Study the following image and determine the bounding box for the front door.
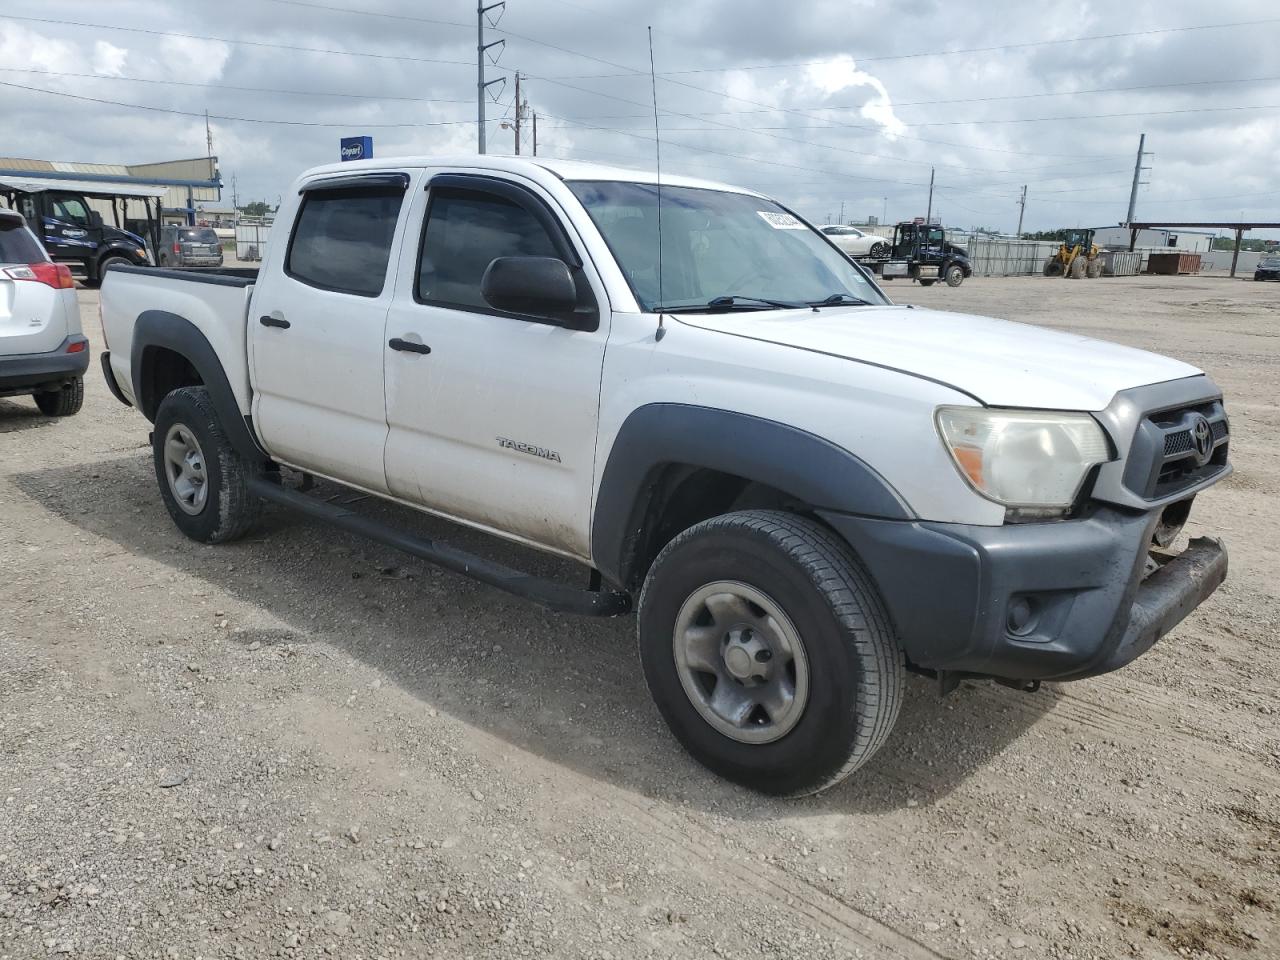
[382,173,609,559]
[42,192,101,263]
[249,173,414,494]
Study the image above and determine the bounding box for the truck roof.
[294,155,766,198]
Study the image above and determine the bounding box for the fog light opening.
[1006,596,1039,637]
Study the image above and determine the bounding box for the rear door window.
[286,186,405,297]
[0,218,46,264]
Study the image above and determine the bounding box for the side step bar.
[248,477,632,618]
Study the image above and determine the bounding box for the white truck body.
[98,155,1231,795]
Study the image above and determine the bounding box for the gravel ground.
[1,274,1277,960]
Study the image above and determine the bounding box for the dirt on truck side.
[1,274,1277,959]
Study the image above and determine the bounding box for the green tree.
[238,201,273,218]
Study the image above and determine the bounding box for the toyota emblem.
[1190,415,1213,465]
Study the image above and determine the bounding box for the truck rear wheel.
[152,386,261,543]
[638,510,904,796]
[945,264,965,287]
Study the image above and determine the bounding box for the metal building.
[0,155,222,226]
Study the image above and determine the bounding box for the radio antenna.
[648,26,666,342]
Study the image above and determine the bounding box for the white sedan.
[819,225,889,259]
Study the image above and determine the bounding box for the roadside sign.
[340,136,373,162]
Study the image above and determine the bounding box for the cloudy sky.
[2,0,1278,236]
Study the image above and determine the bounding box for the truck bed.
[100,264,258,414]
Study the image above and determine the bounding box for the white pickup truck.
[100,156,1230,796]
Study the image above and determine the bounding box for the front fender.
[590,403,912,587]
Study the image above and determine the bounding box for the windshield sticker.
[757,211,806,230]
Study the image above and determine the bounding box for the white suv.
[0,209,87,416]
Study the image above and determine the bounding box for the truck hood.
[674,304,1201,410]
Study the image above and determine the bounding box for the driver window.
[50,195,91,225]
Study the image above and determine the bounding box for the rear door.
[248,172,413,494]
[0,217,68,356]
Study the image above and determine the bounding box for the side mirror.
[481,256,583,326]
[88,210,104,228]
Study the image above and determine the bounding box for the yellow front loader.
[1044,228,1103,278]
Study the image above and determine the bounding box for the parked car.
[819,224,888,258]
[0,208,87,415]
[100,156,1230,797]
[1254,257,1280,281]
[159,225,225,268]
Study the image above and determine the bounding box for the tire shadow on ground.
[13,454,1057,817]
[0,398,57,434]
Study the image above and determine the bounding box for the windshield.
[1261,257,1280,267]
[568,181,887,311]
[179,228,219,243]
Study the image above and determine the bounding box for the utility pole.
[532,111,538,156]
[925,167,935,224]
[838,200,844,224]
[476,2,506,154]
[513,72,521,155]
[1125,133,1150,226]
[205,110,213,156]
[1015,184,1027,237]
[881,196,886,224]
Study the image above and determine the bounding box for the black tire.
[638,510,904,796]
[945,264,965,287]
[82,254,134,289]
[1044,258,1062,277]
[1086,258,1104,279]
[1068,255,1087,279]
[33,377,84,417]
[152,386,261,543]
[869,241,888,258]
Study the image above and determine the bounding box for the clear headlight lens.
[936,407,1111,517]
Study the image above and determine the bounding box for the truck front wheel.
[152,386,261,543]
[638,510,904,796]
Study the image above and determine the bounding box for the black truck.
[1,186,153,287]
[859,221,972,288]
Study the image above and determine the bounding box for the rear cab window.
[179,228,220,243]
[0,216,47,264]
[286,180,407,297]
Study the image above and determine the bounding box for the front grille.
[1122,399,1229,500]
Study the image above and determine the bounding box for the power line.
[541,16,1280,79]
[0,66,471,103]
[0,14,486,69]
[0,78,479,128]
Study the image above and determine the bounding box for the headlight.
[936,407,1111,518]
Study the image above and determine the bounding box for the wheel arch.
[590,403,912,591]
[131,310,266,460]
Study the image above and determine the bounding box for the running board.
[248,477,632,617]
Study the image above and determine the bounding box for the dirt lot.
[1,274,1277,960]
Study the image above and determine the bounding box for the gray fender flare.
[590,403,912,588]
[130,310,266,460]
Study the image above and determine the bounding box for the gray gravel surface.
[1,275,1277,959]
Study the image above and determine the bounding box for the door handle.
[388,337,431,355]
[259,315,290,329]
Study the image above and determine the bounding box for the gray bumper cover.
[823,507,1227,682]
[0,336,90,393]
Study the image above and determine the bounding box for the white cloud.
[92,41,129,78]
[804,56,905,139]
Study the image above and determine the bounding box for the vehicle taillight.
[66,340,87,354]
[3,262,75,289]
[173,241,181,253]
